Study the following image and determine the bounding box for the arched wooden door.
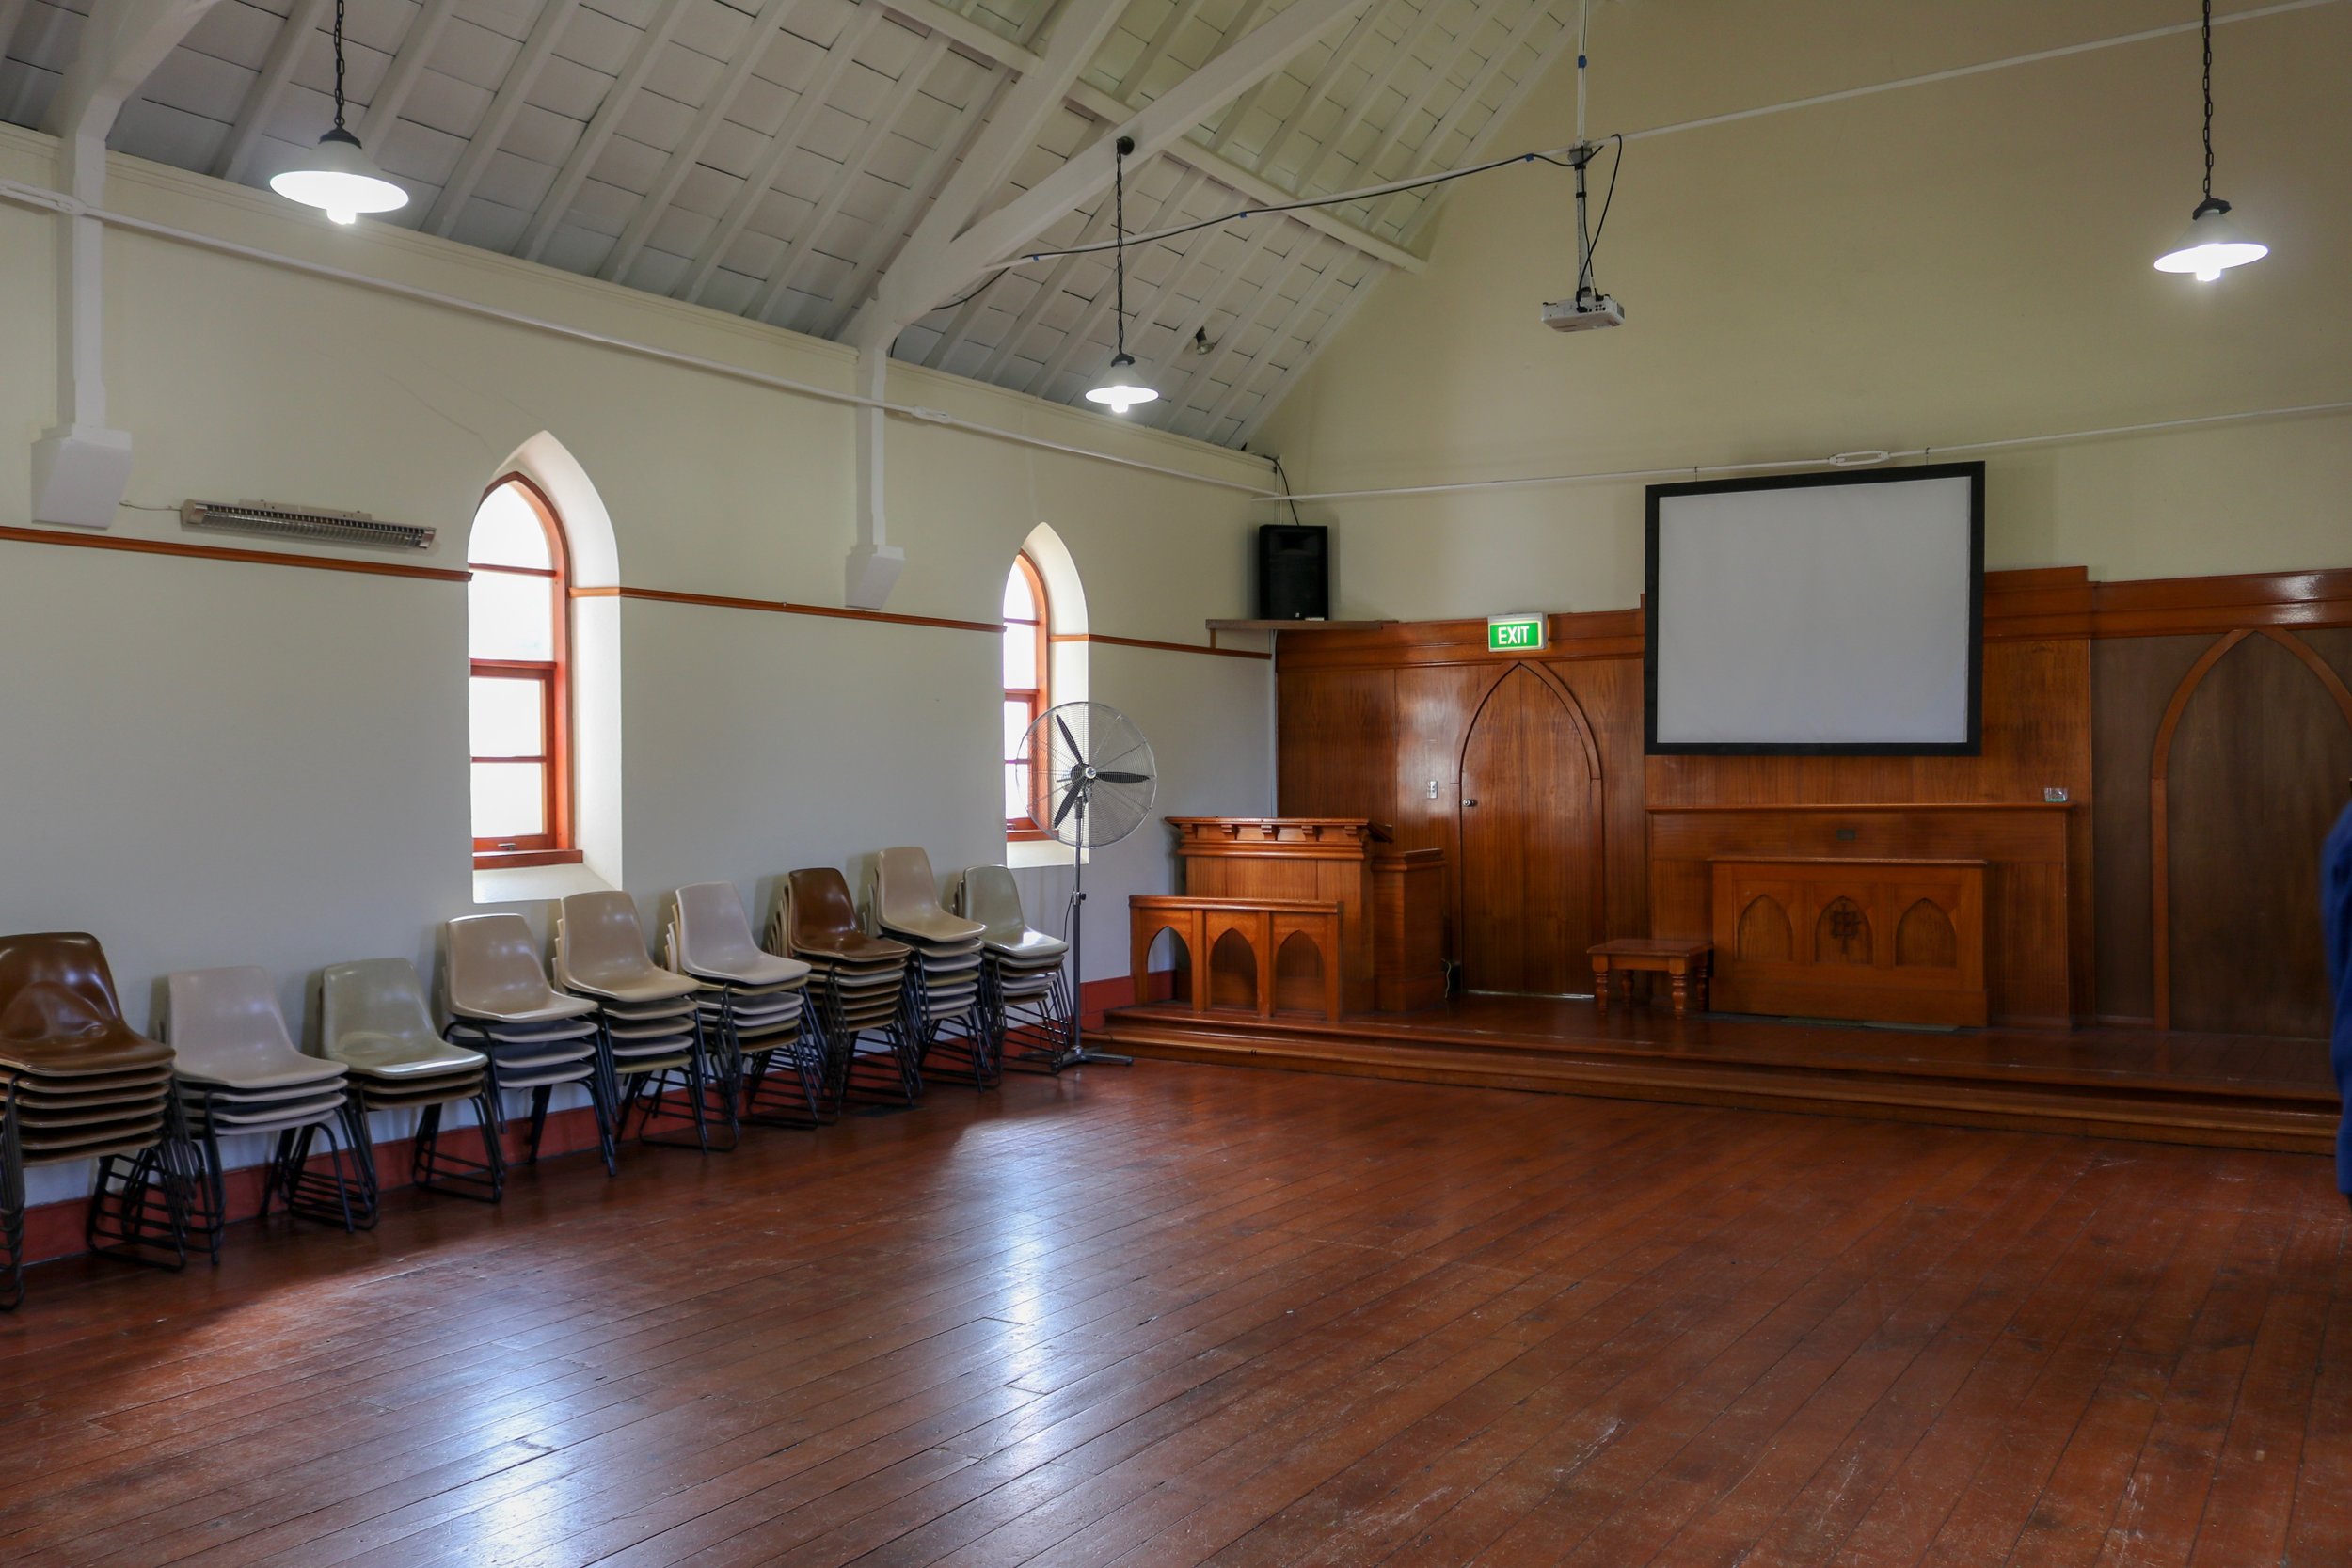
[1458,664,1602,994]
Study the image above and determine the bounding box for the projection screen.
[1645,463,1984,754]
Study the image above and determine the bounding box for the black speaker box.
[1256,524,1328,621]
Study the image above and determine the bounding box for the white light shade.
[1084,353,1159,416]
[269,129,408,225]
[2153,198,2267,282]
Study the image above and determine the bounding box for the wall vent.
[181,500,436,552]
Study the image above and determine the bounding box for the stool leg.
[1670,971,1689,1019]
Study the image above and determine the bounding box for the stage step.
[1101,1007,2338,1155]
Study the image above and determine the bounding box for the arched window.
[468,477,578,868]
[1003,553,1050,839]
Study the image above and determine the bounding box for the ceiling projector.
[1542,292,1625,332]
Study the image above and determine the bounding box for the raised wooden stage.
[1100,994,2339,1154]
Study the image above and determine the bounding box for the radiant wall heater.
[181,501,436,551]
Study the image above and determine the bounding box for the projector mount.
[1543,0,1624,333]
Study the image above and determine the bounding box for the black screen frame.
[1643,461,1986,757]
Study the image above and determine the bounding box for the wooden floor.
[3,1062,2348,1566]
[1104,995,2342,1153]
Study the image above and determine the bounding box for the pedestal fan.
[1022,701,1156,1069]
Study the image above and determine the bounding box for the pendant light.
[2152,0,2266,282]
[1085,136,1159,416]
[268,0,408,226]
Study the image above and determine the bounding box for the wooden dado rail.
[1129,896,1343,1020]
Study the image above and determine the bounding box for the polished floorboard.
[2,1062,2347,1566]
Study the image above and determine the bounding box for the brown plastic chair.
[783,868,916,1108]
[0,933,187,1307]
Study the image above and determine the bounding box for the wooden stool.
[1589,939,1712,1019]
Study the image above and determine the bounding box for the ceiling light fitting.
[269,0,407,225]
[2153,0,2265,282]
[1086,136,1159,416]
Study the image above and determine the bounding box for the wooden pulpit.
[1132,817,1446,1018]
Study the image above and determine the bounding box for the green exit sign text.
[1486,615,1547,653]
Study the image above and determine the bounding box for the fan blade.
[1056,711,1085,767]
[1052,785,1083,828]
[1095,771,1152,784]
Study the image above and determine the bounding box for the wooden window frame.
[1005,552,1052,841]
[469,474,581,870]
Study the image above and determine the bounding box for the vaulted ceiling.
[0,0,1574,446]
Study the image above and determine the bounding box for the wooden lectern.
[1132,818,1446,1018]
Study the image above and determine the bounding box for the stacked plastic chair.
[0,933,189,1309]
[772,868,917,1109]
[959,865,1073,1073]
[440,913,617,1177]
[665,883,826,1128]
[321,959,501,1202]
[165,966,375,1256]
[557,891,729,1153]
[874,847,995,1089]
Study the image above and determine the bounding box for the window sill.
[473,848,584,870]
[473,856,612,906]
[1007,836,1080,870]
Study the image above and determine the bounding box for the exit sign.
[1487,614,1547,653]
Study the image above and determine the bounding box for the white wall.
[1255,0,2352,619]
[0,125,1275,1204]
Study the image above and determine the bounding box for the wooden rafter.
[516,0,696,262]
[821,68,1005,339]
[1020,166,1206,392]
[597,0,807,286]
[423,0,582,237]
[353,0,458,147]
[212,0,329,182]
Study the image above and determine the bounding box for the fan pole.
[1057,793,1131,1069]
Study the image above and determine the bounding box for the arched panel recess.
[2152,626,2352,1035]
[1455,663,1605,994]
[1208,928,1260,1012]
[1737,895,1793,961]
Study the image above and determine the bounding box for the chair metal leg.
[0,1094,24,1312]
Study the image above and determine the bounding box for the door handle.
[1463,799,1479,807]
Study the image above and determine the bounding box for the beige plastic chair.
[321,959,501,1200]
[668,883,821,1128]
[165,966,371,1247]
[443,913,598,1025]
[670,883,810,989]
[960,865,1070,963]
[440,913,614,1175]
[873,847,987,946]
[959,865,1073,1073]
[557,892,725,1152]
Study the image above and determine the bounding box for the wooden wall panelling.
[1394,662,1502,965]
[1546,656,1650,940]
[2091,634,2219,1022]
[1275,668,1397,822]
[2155,627,2352,1037]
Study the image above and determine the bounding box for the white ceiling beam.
[675,3,882,304]
[422,0,582,237]
[1231,249,1374,445]
[1341,0,1510,199]
[1236,8,1577,450]
[819,65,1002,339]
[747,32,948,325]
[1191,253,1343,437]
[598,0,806,285]
[1108,0,1206,100]
[1019,164,1202,390]
[971,184,1114,383]
[1248,0,1388,187]
[0,0,33,66]
[42,0,219,151]
[1361,0,1549,227]
[1287,0,1447,199]
[516,0,693,261]
[212,0,328,182]
[856,0,1422,275]
[859,0,1370,347]
[352,0,457,146]
[841,0,1129,353]
[1144,223,1310,414]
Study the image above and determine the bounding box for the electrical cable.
[1270,456,1305,528]
[1577,134,1622,295]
